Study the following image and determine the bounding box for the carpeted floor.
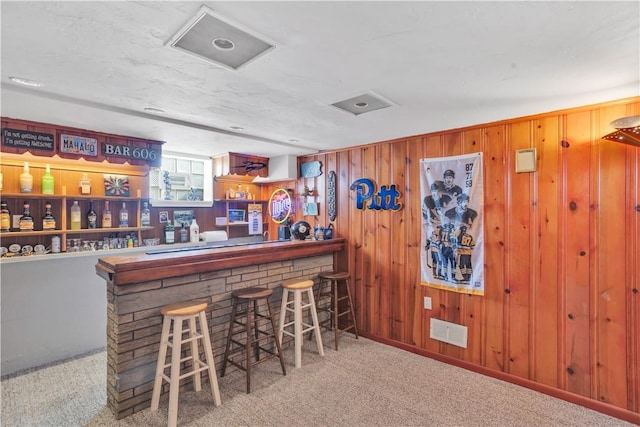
[1,334,634,427]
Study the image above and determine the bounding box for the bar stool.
[150,300,221,427]
[221,287,286,393]
[278,278,324,368]
[315,271,359,350]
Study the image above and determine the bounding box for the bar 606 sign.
[103,142,160,165]
[350,178,402,211]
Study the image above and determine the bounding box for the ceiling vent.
[167,5,277,71]
[331,91,397,116]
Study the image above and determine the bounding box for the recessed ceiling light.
[288,139,299,143]
[212,37,235,51]
[9,76,44,87]
[354,102,368,108]
[230,126,244,131]
[144,107,165,114]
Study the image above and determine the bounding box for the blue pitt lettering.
[350,178,375,210]
[350,178,402,211]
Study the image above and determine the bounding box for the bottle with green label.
[164,221,175,244]
[42,164,54,195]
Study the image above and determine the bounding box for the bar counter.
[95,238,345,419]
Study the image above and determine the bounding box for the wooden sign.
[2,128,54,152]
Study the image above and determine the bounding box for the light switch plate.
[424,296,432,310]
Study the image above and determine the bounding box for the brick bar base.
[105,254,334,419]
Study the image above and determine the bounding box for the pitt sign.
[350,178,402,211]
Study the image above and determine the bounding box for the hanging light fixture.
[602,115,640,147]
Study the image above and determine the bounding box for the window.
[149,151,213,207]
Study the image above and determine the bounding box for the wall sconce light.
[515,148,536,173]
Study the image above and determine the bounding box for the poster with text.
[248,203,263,235]
[420,153,484,295]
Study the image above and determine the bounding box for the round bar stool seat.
[278,278,324,368]
[221,287,286,393]
[316,271,359,350]
[151,300,221,427]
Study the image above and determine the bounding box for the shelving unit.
[1,193,153,252]
[213,199,269,239]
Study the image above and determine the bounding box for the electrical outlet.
[424,296,432,310]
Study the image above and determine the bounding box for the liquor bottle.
[102,200,112,228]
[164,221,175,244]
[42,201,56,230]
[1,201,11,231]
[19,201,34,231]
[20,162,33,193]
[179,223,188,243]
[70,201,81,230]
[119,202,129,227]
[140,201,151,227]
[42,164,55,195]
[79,173,92,195]
[190,218,200,243]
[87,200,97,229]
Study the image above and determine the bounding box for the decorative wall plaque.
[300,160,322,178]
[328,171,337,221]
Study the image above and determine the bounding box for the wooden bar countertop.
[96,238,345,286]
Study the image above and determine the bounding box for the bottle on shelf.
[20,162,33,193]
[102,200,112,228]
[179,223,188,243]
[42,201,56,230]
[236,183,244,199]
[79,173,92,195]
[42,164,55,195]
[226,186,235,199]
[1,201,11,231]
[87,200,97,229]
[190,218,200,243]
[70,201,81,230]
[140,201,151,227]
[164,220,175,244]
[119,202,129,227]
[19,201,34,231]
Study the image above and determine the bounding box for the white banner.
[420,153,484,295]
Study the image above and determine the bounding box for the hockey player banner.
[420,153,484,295]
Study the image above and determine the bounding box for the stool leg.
[333,280,340,351]
[266,298,287,376]
[245,299,254,394]
[151,315,172,411]
[221,298,239,378]
[168,317,183,427]
[189,316,202,392]
[198,311,221,406]
[278,288,289,346]
[345,277,359,339]
[307,287,324,356]
[293,289,302,368]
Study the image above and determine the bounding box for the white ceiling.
[1,1,638,159]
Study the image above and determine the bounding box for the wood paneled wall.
[261,97,640,422]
